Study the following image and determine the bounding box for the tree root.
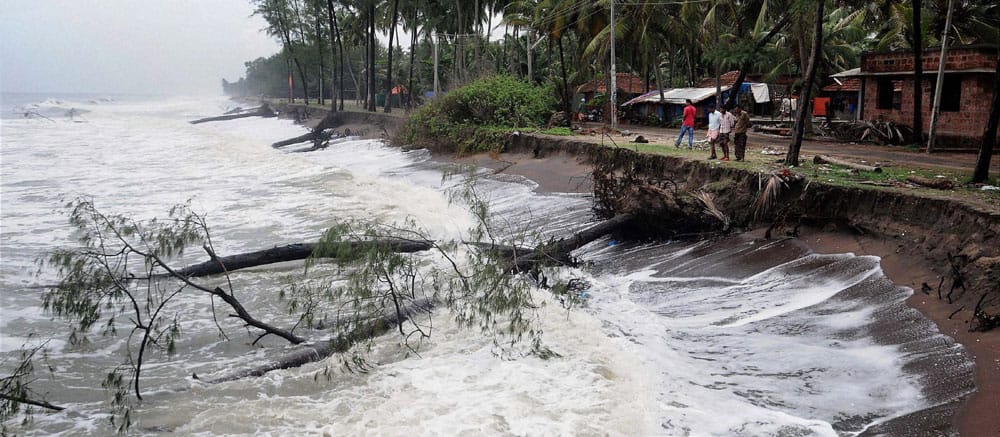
[970,292,1000,332]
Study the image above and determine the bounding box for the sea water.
[0,94,973,435]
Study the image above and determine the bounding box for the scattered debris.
[760,147,785,155]
[633,135,649,143]
[820,120,914,145]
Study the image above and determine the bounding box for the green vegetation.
[398,75,557,154]
[539,127,574,136]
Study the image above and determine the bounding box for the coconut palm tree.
[787,0,824,166]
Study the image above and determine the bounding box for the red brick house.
[837,45,998,149]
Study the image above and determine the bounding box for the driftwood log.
[906,175,955,190]
[813,154,882,173]
[173,239,434,278]
[189,105,276,124]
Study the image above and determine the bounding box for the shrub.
[396,75,557,154]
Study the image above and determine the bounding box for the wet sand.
[454,149,998,435]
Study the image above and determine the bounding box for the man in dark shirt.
[732,105,751,161]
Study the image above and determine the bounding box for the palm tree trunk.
[385,0,400,113]
[786,0,824,166]
[407,8,418,108]
[315,13,325,106]
[912,0,923,143]
[325,0,344,111]
[558,35,571,118]
[368,4,377,112]
[972,47,1000,183]
[278,6,310,104]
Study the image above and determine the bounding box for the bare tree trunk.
[315,13,326,106]
[786,0,824,166]
[277,6,310,105]
[558,36,571,118]
[407,8,418,108]
[972,47,1000,183]
[912,0,924,143]
[368,5,377,112]
[385,0,400,113]
[326,0,340,110]
[326,0,344,111]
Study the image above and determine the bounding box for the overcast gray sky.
[0,0,281,95]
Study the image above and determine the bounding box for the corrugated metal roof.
[622,86,731,106]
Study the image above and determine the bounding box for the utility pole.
[927,0,954,153]
[610,0,617,130]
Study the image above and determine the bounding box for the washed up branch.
[189,105,276,124]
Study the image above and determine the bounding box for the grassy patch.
[538,127,573,136]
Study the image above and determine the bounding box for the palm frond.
[751,172,787,220]
[695,191,730,231]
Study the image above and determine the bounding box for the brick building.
[836,44,998,150]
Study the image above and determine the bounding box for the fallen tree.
[38,190,622,431]
[189,105,276,124]
[272,111,347,148]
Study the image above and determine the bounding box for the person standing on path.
[718,106,734,161]
[732,104,751,161]
[675,99,697,149]
[706,104,722,159]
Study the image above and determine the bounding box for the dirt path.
[573,121,998,175]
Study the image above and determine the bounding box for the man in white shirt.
[707,104,721,159]
[718,106,735,161]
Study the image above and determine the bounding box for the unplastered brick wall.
[863,75,998,146]
[862,47,997,74]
